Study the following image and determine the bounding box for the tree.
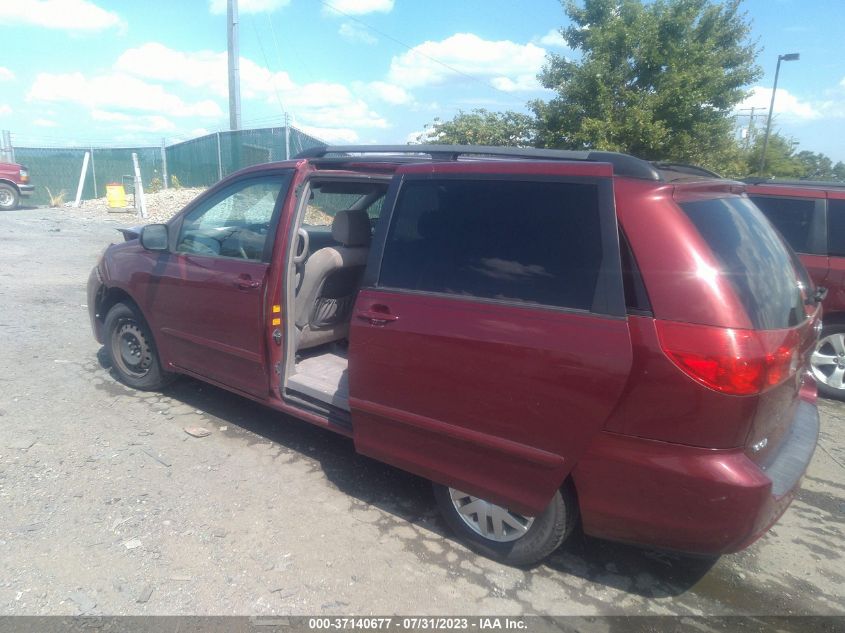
[794,151,845,181]
[532,0,760,168]
[416,109,537,147]
[743,133,803,178]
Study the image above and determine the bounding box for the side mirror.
[140,224,169,251]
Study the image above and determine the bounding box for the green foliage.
[417,109,537,147]
[794,151,845,181]
[744,133,804,178]
[532,0,760,164]
[170,174,183,189]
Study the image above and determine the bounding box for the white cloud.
[91,110,176,131]
[116,43,230,97]
[295,125,359,144]
[0,67,15,82]
[388,33,547,92]
[27,72,223,118]
[537,29,568,48]
[338,22,376,45]
[0,105,12,116]
[323,0,394,16]
[115,43,387,131]
[116,42,294,100]
[33,118,59,127]
[0,0,124,32]
[208,0,289,15]
[90,109,131,122]
[740,86,821,121]
[363,81,411,105]
[491,76,542,92]
[283,83,388,129]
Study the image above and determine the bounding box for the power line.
[249,14,288,120]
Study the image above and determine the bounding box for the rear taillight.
[656,320,800,396]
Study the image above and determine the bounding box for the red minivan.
[746,179,845,400]
[88,146,820,565]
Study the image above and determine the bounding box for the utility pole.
[284,112,290,159]
[227,0,242,131]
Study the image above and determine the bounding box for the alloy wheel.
[811,332,845,390]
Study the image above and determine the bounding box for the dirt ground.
[1,205,844,618]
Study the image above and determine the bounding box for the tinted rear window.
[747,195,822,254]
[378,179,603,311]
[681,197,805,329]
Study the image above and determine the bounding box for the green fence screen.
[13,126,326,207]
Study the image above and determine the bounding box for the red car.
[87,146,820,565]
[0,161,34,210]
[746,180,845,400]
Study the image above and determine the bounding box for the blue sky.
[1,0,843,161]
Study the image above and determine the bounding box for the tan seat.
[295,210,370,350]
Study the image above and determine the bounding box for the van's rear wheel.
[433,482,576,566]
[104,302,174,391]
[811,324,845,400]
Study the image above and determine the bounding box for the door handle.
[235,274,261,290]
[355,305,399,326]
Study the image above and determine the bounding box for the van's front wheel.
[104,302,174,391]
[433,482,576,566]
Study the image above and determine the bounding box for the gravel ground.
[59,187,206,224]
[1,207,844,619]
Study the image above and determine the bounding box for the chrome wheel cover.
[0,188,13,207]
[448,488,534,543]
[811,332,845,390]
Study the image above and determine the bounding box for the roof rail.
[295,144,662,181]
[742,177,845,188]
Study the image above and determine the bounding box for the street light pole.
[759,52,799,174]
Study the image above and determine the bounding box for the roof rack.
[742,177,845,188]
[295,144,662,181]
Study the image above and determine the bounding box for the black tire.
[433,481,577,566]
[811,323,845,400]
[103,302,174,391]
[0,183,19,211]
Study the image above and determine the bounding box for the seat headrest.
[332,209,371,247]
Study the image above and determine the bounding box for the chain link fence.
[7,126,326,207]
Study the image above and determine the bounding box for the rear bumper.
[572,397,819,555]
[18,184,34,196]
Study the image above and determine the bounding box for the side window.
[177,175,290,260]
[748,194,822,254]
[378,179,604,312]
[304,188,387,227]
[827,199,845,257]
